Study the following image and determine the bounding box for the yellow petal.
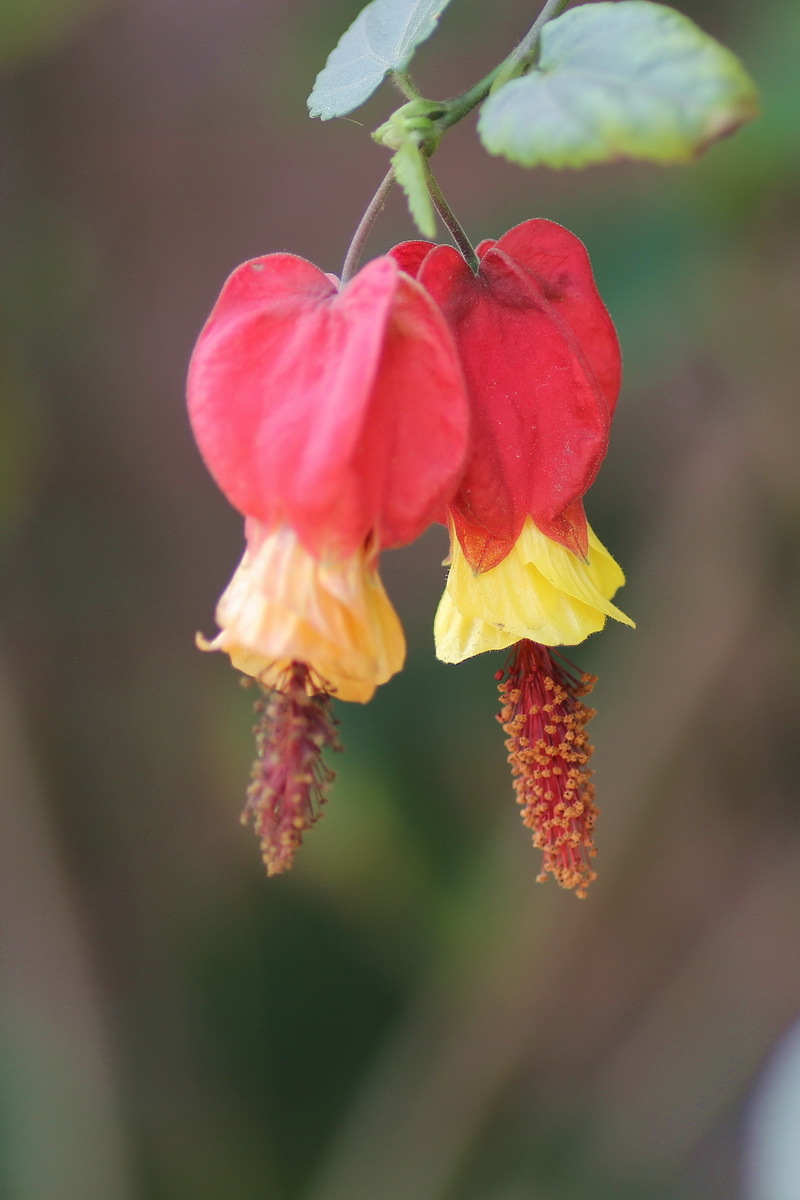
[198,524,405,702]
[434,589,518,661]
[435,517,634,664]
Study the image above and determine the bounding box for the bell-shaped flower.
[188,251,470,702]
[188,251,469,873]
[390,219,632,656]
[391,220,633,897]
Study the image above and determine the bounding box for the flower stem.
[438,67,502,130]
[340,167,396,284]
[423,160,479,272]
[343,0,571,276]
[495,0,570,81]
[391,70,422,101]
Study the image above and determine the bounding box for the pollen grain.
[497,640,599,898]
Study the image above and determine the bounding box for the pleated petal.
[198,522,406,703]
[435,518,633,663]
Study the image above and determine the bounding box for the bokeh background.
[2,1,800,1197]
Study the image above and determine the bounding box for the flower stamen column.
[497,642,598,898]
[244,663,342,875]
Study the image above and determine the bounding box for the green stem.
[345,0,571,273]
[439,0,572,131]
[340,167,396,284]
[391,70,422,101]
[496,0,570,80]
[439,65,502,130]
[423,160,479,273]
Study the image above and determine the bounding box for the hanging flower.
[391,219,633,894]
[390,218,633,652]
[188,251,469,869]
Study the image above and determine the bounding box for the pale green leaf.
[392,141,437,238]
[308,0,453,120]
[478,1,760,168]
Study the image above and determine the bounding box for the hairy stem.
[345,0,571,271]
[391,70,422,100]
[423,160,479,272]
[340,167,396,284]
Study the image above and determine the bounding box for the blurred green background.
[1,1,799,1198]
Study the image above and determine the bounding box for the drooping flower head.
[188,251,469,700]
[189,219,632,890]
[392,220,633,894]
[389,220,632,657]
[188,251,470,868]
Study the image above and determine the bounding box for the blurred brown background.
[1,1,799,1197]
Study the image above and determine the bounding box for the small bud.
[372,99,444,154]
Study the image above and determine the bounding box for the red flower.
[188,251,471,704]
[391,219,620,571]
[188,251,471,871]
[187,231,628,886]
[391,221,630,898]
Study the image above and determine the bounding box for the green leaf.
[391,141,437,238]
[478,1,760,168]
[308,0,453,120]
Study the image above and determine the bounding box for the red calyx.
[187,253,470,560]
[391,219,620,572]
